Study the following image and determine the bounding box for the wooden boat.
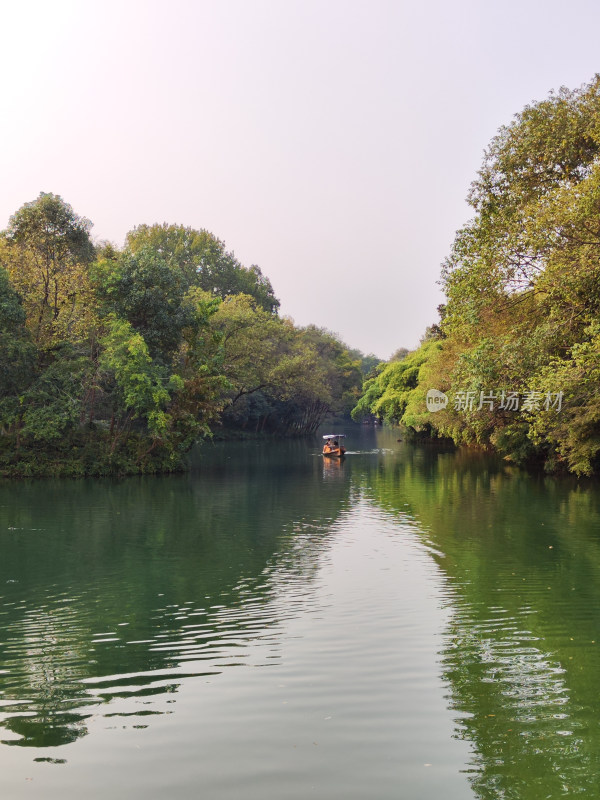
[322,434,346,458]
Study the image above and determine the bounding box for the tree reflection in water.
[368,445,600,798]
[0,438,349,748]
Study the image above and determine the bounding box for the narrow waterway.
[1,427,599,798]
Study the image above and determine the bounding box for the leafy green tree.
[444,78,600,313]
[209,294,288,407]
[0,194,374,475]
[1,193,96,346]
[125,223,280,313]
[298,326,363,417]
[351,341,438,427]
[416,75,600,473]
[0,266,37,435]
[342,348,382,376]
[99,315,179,453]
[208,307,362,435]
[19,349,90,443]
[167,287,227,443]
[527,322,600,475]
[93,246,194,365]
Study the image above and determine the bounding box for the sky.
[1,0,600,359]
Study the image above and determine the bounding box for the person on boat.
[323,435,345,456]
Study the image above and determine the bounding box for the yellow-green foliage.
[0,194,368,476]
[351,341,439,426]
[354,76,600,474]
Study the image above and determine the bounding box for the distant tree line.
[352,75,600,476]
[0,195,373,476]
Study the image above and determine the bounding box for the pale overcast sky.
[1,0,599,358]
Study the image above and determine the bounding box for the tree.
[389,347,409,362]
[298,326,363,417]
[206,305,362,435]
[19,348,90,444]
[93,246,194,365]
[351,341,437,427]
[1,193,96,346]
[0,265,37,436]
[98,314,179,452]
[415,75,600,472]
[208,294,286,407]
[125,223,280,313]
[527,323,600,475]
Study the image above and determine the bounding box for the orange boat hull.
[323,446,346,458]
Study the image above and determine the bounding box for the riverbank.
[0,431,187,479]
[0,417,359,479]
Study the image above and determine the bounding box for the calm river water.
[1,426,600,798]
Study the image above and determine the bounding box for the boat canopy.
[322,434,346,439]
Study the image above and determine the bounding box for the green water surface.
[1,427,599,798]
